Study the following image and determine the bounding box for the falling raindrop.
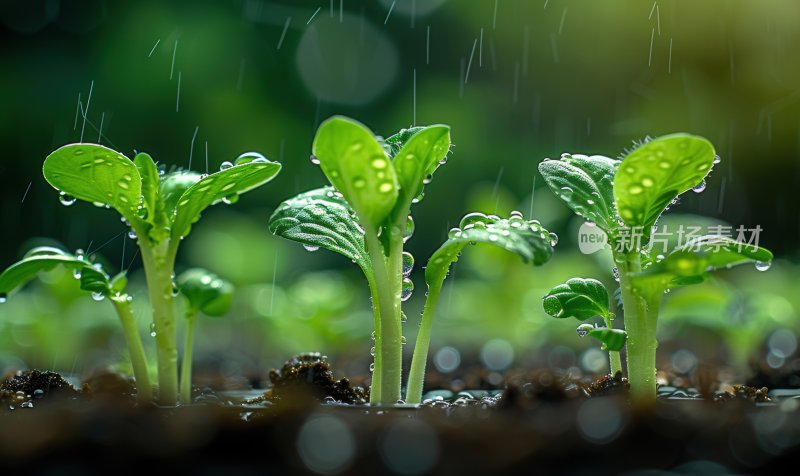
[576,323,594,337]
[401,277,414,301]
[59,192,76,206]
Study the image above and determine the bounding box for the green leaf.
[268,187,370,271]
[425,212,555,291]
[0,247,93,295]
[390,125,451,207]
[383,127,425,157]
[159,170,203,219]
[542,278,611,321]
[43,144,143,221]
[312,116,399,230]
[614,134,715,233]
[631,235,773,299]
[79,265,113,296]
[170,157,281,240]
[587,327,627,352]
[538,154,619,233]
[177,268,234,317]
[110,272,128,294]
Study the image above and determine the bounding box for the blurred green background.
[0,0,798,386]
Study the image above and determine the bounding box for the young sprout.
[269,116,556,404]
[538,134,773,406]
[177,268,234,405]
[6,143,282,405]
[0,247,152,403]
[542,277,626,376]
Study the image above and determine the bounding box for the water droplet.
[219,161,234,171]
[59,192,76,206]
[91,292,105,302]
[128,230,137,240]
[353,177,366,189]
[629,185,643,195]
[303,244,320,252]
[309,154,320,165]
[422,174,433,185]
[612,267,620,282]
[378,182,393,193]
[401,336,407,345]
[400,311,408,322]
[404,215,415,242]
[549,232,559,246]
[369,362,375,372]
[402,252,414,276]
[559,186,574,200]
[755,260,772,272]
[459,212,489,229]
[370,346,375,356]
[509,210,524,219]
[692,181,706,193]
[371,157,388,169]
[713,155,721,164]
[641,176,654,188]
[236,152,268,164]
[658,160,672,169]
[33,389,44,399]
[222,194,239,205]
[401,277,414,301]
[0,293,7,304]
[576,323,594,337]
[149,322,157,337]
[72,268,82,280]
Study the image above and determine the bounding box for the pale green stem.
[405,284,442,404]
[617,251,658,407]
[364,229,402,404]
[180,309,197,405]
[139,240,179,405]
[365,271,382,404]
[110,296,152,404]
[602,314,623,377]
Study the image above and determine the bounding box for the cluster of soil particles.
[0,355,797,474]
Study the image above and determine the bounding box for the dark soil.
[0,355,798,474]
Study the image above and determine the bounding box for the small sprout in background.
[269,116,556,405]
[177,268,234,405]
[542,278,626,376]
[1,142,283,405]
[539,133,773,406]
[0,246,152,403]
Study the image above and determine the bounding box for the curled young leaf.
[79,265,114,296]
[390,125,451,208]
[0,247,94,296]
[312,116,399,231]
[587,327,627,352]
[542,277,611,321]
[631,235,773,300]
[426,212,555,292]
[177,268,234,317]
[538,154,619,233]
[43,144,143,222]
[268,187,370,271]
[170,156,281,240]
[614,134,715,234]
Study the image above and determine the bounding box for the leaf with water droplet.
[538,153,620,233]
[170,155,280,241]
[43,144,143,224]
[268,187,370,272]
[389,125,451,210]
[0,246,104,297]
[631,235,773,301]
[177,268,234,317]
[312,116,399,231]
[79,264,115,297]
[586,327,627,351]
[542,278,612,321]
[133,152,169,242]
[614,134,715,239]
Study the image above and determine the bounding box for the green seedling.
[177,268,234,405]
[1,143,280,405]
[538,134,773,406]
[269,116,555,404]
[542,277,626,376]
[0,246,152,402]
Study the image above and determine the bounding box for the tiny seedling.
[269,116,555,404]
[177,268,234,405]
[0,246,152,402]
[538,134,773,406]
[1,143,280,404]
[542,277,626,376]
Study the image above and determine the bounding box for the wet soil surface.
[1,356,798,474]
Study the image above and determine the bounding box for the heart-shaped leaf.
[391,125,451,208]
[426,212,555,292]
[177,268,234,317]
[631,235,773,300]
[43,144,143,223]
[542,277,612,321]
[312,116,399,230]
[170,156,281,240]
[268,187,370,271]
[614,134,715,234]
[538,154,619,233]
